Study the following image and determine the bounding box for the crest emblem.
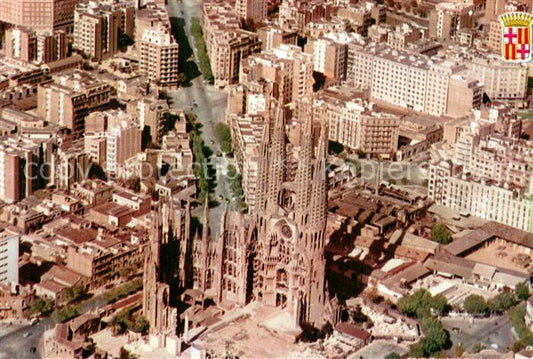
[500,12,533,63]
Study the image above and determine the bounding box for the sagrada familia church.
[142,99,334,352]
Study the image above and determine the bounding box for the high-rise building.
[73,1,121,61]
[304,35,351,80]
[429,2,474,40]
[136,5,179,86]
[0,0,79,33]
[314,86,400,156]
[203,0,261,88]
[5,27,68,64]
[470,54,528,102]
[239,44,314,118]
[0,138,42,203]
[0,231,19,286]
[346,44,483,117]
[105,116,142,178]
[236,0,267,24]
[37,70,114,138]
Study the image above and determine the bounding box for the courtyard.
[466,240,533,275]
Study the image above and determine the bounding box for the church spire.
[266,100,286,212]
[295,99,313,224]
[308,120,328,232]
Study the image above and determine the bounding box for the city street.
[0,294,107,358]
[166,0,232,235]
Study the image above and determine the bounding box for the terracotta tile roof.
[335,323,371,341]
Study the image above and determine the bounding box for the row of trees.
[103,279,143,304]
[188,114,215,203]
[51,305,80,324]
[227,165,247,211]
[509,305,533,351]
[190,18,214,83]
[215,123,232,154]
[463,284,529,317]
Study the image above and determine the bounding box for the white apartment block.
[0,231,19,285]
[346,44,483,117]
[470,55,528,102]
[428,131,533,232]
[314,87,399,155]
[429,161,533,232]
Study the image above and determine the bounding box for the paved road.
[166,0,232,235]
[442,315,516,353]
[0,294,107,358]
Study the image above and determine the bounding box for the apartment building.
[66,233,144,289]
[236,0,267,24]
[73,1,121,61]
[229,113,265,212]
[0,0,79,33]
[279,0,332,32]
[203,1,261,88]
[5,27,68,65]
[106,117,142,178]
[257,26,298,51]
[0,138,42,203]
[0,231,19,285]
[470,54,528,102]
[429,2,474,40]
[135,97,170,145]
[346,44,483,117]
[240,44,314,114]
[136,5,179,86]
[387,24,423,49]
[304,33,362,80]
[313,86,399,156]
[428,131,533,232]
[53,144,90,191]
[37,70,114,137]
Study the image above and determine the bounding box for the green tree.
[431,223,452,244]
[112,309,132,335]
[190,17,214,82]
[515,282,530,301]
[509,305,533,345]
[409,341,425,357]
[133,315,150,335]
[471,342,486,353]
[296,322,326,342]
[398,289,438,318]
[420,316,450,355]
[51,305,79,323]
[215,123,232,154]
[463,294,489,316]
[385,353,402,359]
[119,347,137,359]
[26,297,54,317]
[65,284,88,303]
[431,294,451,316]
[321,321,333,336]
[488,291,517,313]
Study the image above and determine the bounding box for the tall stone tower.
[142,200,180,351]
[251,99,329,326]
